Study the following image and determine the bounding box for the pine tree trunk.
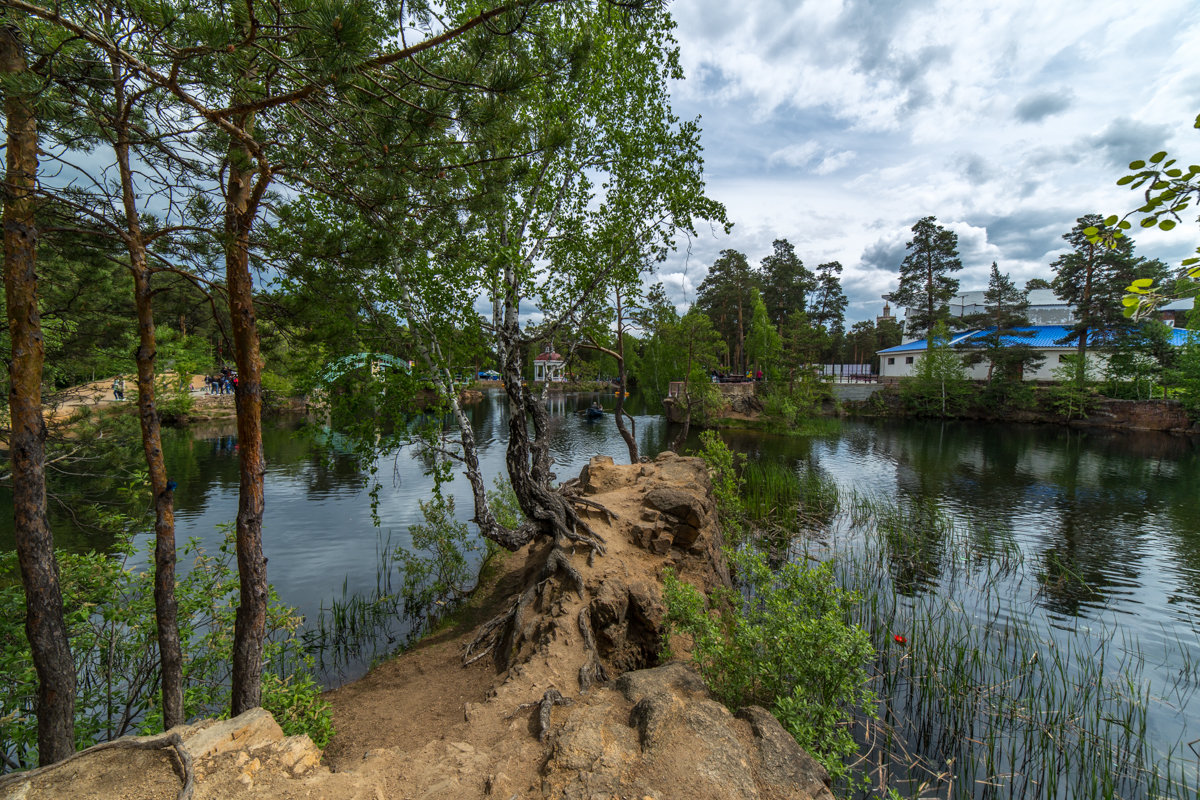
[2,23,76,765]
[226,152,268,715]
[131,267,184,728]
[111,63,184,727]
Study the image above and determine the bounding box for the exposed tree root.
[566,495,619,523]
[462,539,585,670]
[537,688,571,742]
[506,688,573,742]
[577,605,609,693]
[0,731,195,800]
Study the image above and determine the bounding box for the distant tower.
[876,299,894,326]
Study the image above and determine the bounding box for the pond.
[3,394,1199,795]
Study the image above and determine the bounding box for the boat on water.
[585,405,604,420]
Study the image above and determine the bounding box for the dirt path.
[321,554,526,768]
[37,374,241,428]
[6,454,834,800]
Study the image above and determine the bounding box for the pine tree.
[809,261,848,337]
[962,262,1043,386]
[890,216,963,341]
[760,238,814,327]
[696,249,758,374]
[1051,215,1168,364]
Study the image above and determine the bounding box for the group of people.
[204,370,238,396]
[709,370,764,383]
[111,377,126,401]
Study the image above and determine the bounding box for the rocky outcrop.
[8,452,832,800]
[0,708,361,800]
[542,663,834,800]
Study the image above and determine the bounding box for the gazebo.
[533,349,565,382]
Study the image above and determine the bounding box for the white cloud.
[768,141,821,167]
[661,0,1200,322]
[813,150,856,175]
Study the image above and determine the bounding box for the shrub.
[663,547,875,781]
[760,370,832,430]
[695,430,745,543]
[1047,353,1099,420]
[0,531,332,769]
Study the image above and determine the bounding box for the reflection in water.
[2,401,1199,701]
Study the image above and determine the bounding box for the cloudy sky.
[653,0,1200,323]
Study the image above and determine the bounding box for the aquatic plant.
[802,489,1198,799]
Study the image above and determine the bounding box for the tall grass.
[741,459,840,532]
[784,488,1200,799]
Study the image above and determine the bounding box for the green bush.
[663,547,875,781]
[695,431,745,543]
[0,531,332,768]
[1046,353,1099,420]
[760,371,832,430]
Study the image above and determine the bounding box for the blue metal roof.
[877,325,1197,354]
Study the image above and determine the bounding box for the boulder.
[643,485,709,530]
[578,455,640,494]
[541,662,833,800]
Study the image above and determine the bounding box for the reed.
[741,459,840,532]
[785,487,1198,799]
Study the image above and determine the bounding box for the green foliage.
[1047,354,1099,420]
[810,261,848,337]
[261,672,334,748]
[1052,215,1165,350]
[759,238,814,327]
[1165,331,1200,420]
[395,494,495,621]
[155,328,214,381]
[36,410,151,548]
[1101,323,1172,400]
[889,216,963,341]
[1082,117,1200,319]
[663,548,875,780]
[759,370,831,429]
[631,283,682,408]
[261,370,295,398]
[744,288,782,379]
[154,374,196,423]
[0,532,332,768]
[696,430,745,522]
[696,249,757,373]
[899,322,971,416]
[780,312,829,372]
[979,375,1037,411]
[960,262,1043,402]
[486,477,524,531]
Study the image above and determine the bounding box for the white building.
[895,289,1073,343]
[533,349,566,382]
[877,325,1196,381]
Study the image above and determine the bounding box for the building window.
[887,357,895,365]
[905,356,914,365]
